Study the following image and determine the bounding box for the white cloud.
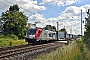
[28,14,47,27]
[0,0,46,16]
[28,4,90,35]
[40,0,80,6]
[29,14,46,22]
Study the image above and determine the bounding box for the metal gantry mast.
[81,9,82,36]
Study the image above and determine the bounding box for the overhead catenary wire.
[0,7,5,10]
[45,4,66,18]
[0,1,28,22]
[0,1,9,10]
[0,1,9,6]
[4,0,54,17]
[46,4,63,13]
[3,0,59,18]
[4,0,35,15]
[4,0,13,4]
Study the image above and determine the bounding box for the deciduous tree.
[59,28,67,33]
[43,25,56,31]
[0,4,28,39]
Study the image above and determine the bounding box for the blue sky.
[0,0,90,35]
[37,0,90,18]
[38,4,65,18]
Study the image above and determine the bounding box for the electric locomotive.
[25,27,56,43]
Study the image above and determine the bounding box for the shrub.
[76,39,88,60]
[0,33,4,38]
[9,34,18,40]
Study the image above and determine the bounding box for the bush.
[76,39,84,52]
[9,34,18,40]
[0,33,4,38]
[76,38,88,60]
[83,36,90,51]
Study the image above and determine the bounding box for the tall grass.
[34,39,90,60]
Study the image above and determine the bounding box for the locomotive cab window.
[27,29,36,35]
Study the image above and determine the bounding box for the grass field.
[34,39,90,60]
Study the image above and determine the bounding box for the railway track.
[0,42,64,60]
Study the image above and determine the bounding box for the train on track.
[25,27,78,44]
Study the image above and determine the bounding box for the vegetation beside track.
[0,33,27,47]
[34,38,90,60]
[0,4,28,47]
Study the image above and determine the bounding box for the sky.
[0,0,90,35]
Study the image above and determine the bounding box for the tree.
[43,25,56,31]
[59,28,67,33]
[84,9,90,50]
[0,4,28,39]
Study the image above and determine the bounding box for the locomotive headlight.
[29,35,35,38]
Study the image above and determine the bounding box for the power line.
[0,7,5,10]
[19,6,34,14]
[4,0,35,14]
[4,0,56,18]
[46,4,63,13]
[4,0,13,4]
[0,1,9,10]
[0,1,9,6]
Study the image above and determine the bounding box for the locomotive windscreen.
[27,28,36,35]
